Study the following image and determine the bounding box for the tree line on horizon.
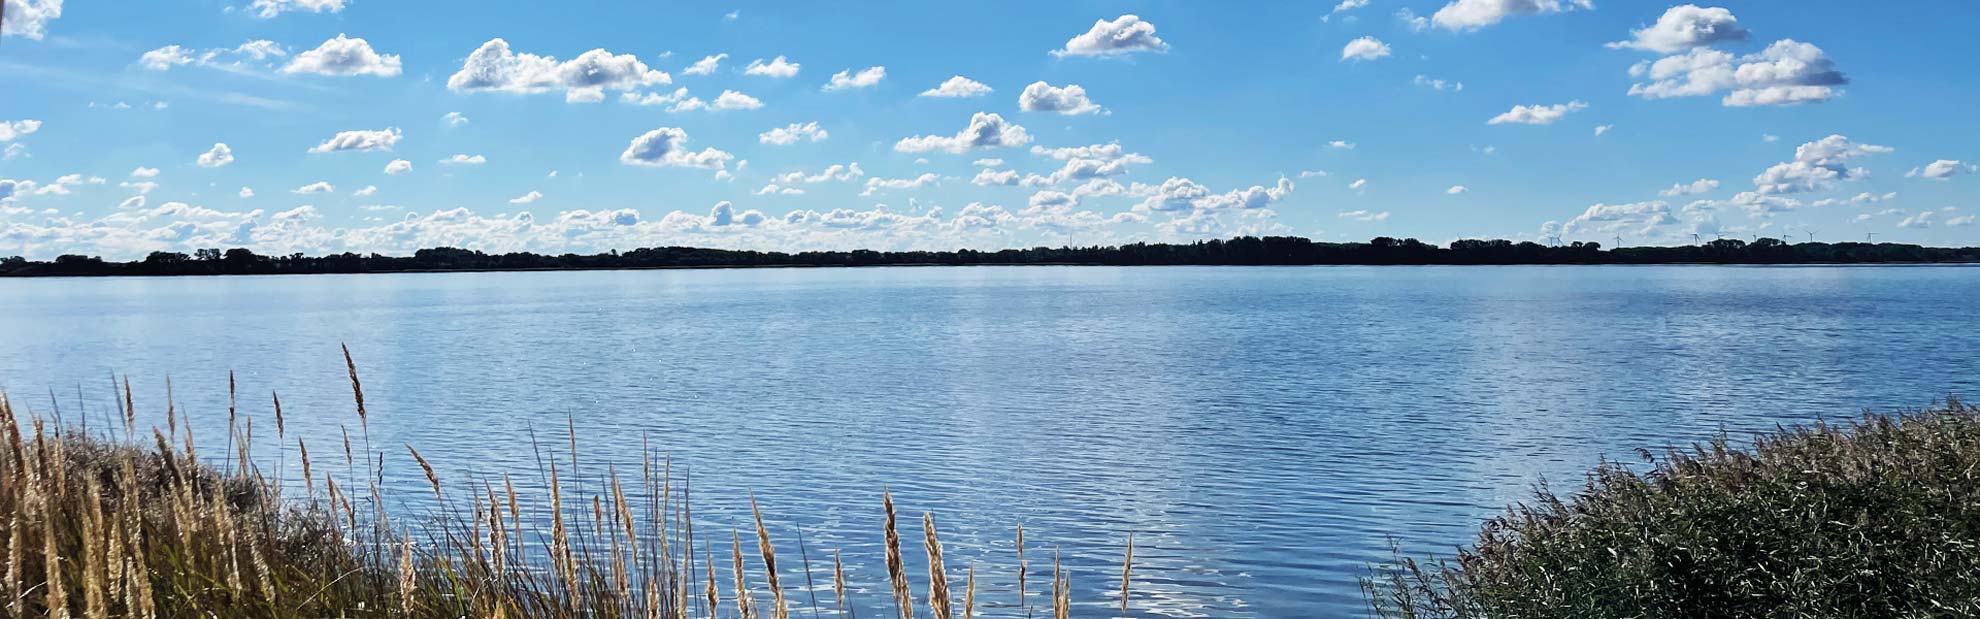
[4,236,1978,277]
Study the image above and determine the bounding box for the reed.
[0,351,1149,618]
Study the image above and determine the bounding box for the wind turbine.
[1691,233,1702,245]
[1613,234,1624,248]
[1804,230,1816,243]
[1866,232,1878,242]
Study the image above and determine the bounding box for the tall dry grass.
[0,349,1138,618]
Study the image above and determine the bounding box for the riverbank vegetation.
[1365,400,1980,618]
[0,351,1132,618]
[7,236,1980,277]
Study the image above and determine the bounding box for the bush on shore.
[1365,400,1980,618]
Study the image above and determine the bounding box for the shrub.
[1365,400,1980,618]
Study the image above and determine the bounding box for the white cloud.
[1607,4,1749,53]
[862,173,941,196]
[621,87,690,107]
[620,127,734,170]
[1906,160,1976,181]
[1053,14,1169,57]
[1763,134,1781,143]
[440,154,487,165]
[1565,201,1670,233]
[509,191,543,204]
[292,181,335,194]
[248,0,346,19]
[1338,210,1390,222]
[448,39,671,101]
[823,66,886,91]
[684,53,726,76]
[1341,36,1392,62]
[1949,215,1978,227]
[129,167,160,178]
[1298,170,1330,178]
[744,56,800,78]
[1594,124,1613,136]
[1432,0,1592,31]
[443,112,469,126]
[1134,176,1294,213]
[309,128,402,153]
[2,0,64,39]
[1628,40,1848,107]
[238,187,254,198]
[972,169,1020,186]
[139,45,195,70]
[712,90,763,110]
[1898,211,1934,229]
[1413,75,1463,92]
[1329,0,1372,19]
[283,34,402,77]
[973,158,1005,167]
[1396,8,1431,31]
[1447,185,1469,194]
[0,119,42,143]
[771,163,864,185]
[1752,134,1891,195]
[384,159,413,175]
[1660,178,1719,196]
[1349,178,1368,190]
[1018,81,1103,115]
[353,185,377,197]
[759,122,829,146]
[895,112,1031,154]
[920,76,993,98]
[1329,140,1357,150]
[196,143,235,168]
[1487,100,1588,125]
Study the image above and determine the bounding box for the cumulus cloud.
[1329,140,1357,150]
[384,159,412,175]
[1607,4,1748,53]
[1432,0,1592,31]
[443,112,469,127]
[684,53,726,76]
[129,167,160,179]
[0,119,40,143]
[1018,81,1103,115]
[353,185,377,197]
[972,169,1020,186]
[1341,36,1392,62]
[309,128,402,153]
[920,76,993,98]
[744,56,800,78]
[509,191,543,204]
[1628,39,1848,107]
[1488,100,1588,125]
[620,127,734,170]
[238,187,254,198]
[1052,14,1169,57]
[1349,178,1368,190]
[292,181,335,194]
[1447,185,1469,194]
[759,122,828,145]
[1898,211,1934,229]
[1338,210,1389,222]
[1565,201,1671,234]
[895,112,1031,154]
[1752,134,1891,195]
[861,173,941,196]
[440,154,487,165]
[283,34,402,76]
[1907,160,1977,181]
[823,66,886,91]
[248,0,346,19]
[2,0,64,39]
[1660,178,1719,196]
[1134,176,1294,213]
[196,143,235,168]
[448,39,670,101]
[1594,124,1614,136]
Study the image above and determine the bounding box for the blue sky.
[2,0,1977,259]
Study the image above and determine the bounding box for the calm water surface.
[2,265,1976,617]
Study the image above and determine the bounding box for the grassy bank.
[0,350,1132,618]
[1365,400,1980,618]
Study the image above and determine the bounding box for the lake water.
[2,265,1976,617]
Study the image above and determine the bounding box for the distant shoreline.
[6,236,1979,278]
